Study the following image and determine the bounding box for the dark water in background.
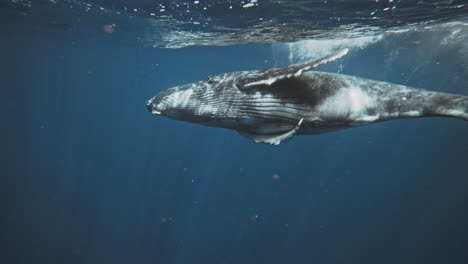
[3,1,468,264]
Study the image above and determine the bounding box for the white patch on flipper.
[240,118,304,145]
[248,76,281,86]
[242,48,349,88]
[315,48,349,66]
[274,36,382,64]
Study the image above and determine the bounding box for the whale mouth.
[146,98,161,115]
[146,102,152,112]
[147,104,161,115]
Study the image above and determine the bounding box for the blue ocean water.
[3,1,468,264]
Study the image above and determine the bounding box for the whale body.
[146,49,468,145]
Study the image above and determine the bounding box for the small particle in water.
[243,3,255,8]
[103,24,116,34]
[161,217,167,223]
[272,173,280,180]
[402,96,407,101]
[249,213,260,223]
[194,0,199,4]
[183,167,188,172]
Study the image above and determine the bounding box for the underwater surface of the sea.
[3,1,468,264]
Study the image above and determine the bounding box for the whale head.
[146,73,240,127]
[146,83,199,118]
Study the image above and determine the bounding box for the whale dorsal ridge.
[236,48,348,90]
[238,118,304,145]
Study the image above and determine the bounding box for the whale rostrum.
[147,49,468,145]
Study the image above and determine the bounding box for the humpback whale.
[146,49,468,145]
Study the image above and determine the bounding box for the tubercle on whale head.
[146,82,208,119]
[146,96,161,115]
[146,86,182,116]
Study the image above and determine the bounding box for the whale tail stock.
[394,89,468,121]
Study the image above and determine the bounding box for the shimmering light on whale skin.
[196,104,218,116]
[445,109,465,116]
[348,87,373,114]
[402,111,421,117]
[168,89,194,108]
[353,115,380,124]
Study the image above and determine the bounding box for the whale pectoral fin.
[237,49,348,90]
[238,119,304,145]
